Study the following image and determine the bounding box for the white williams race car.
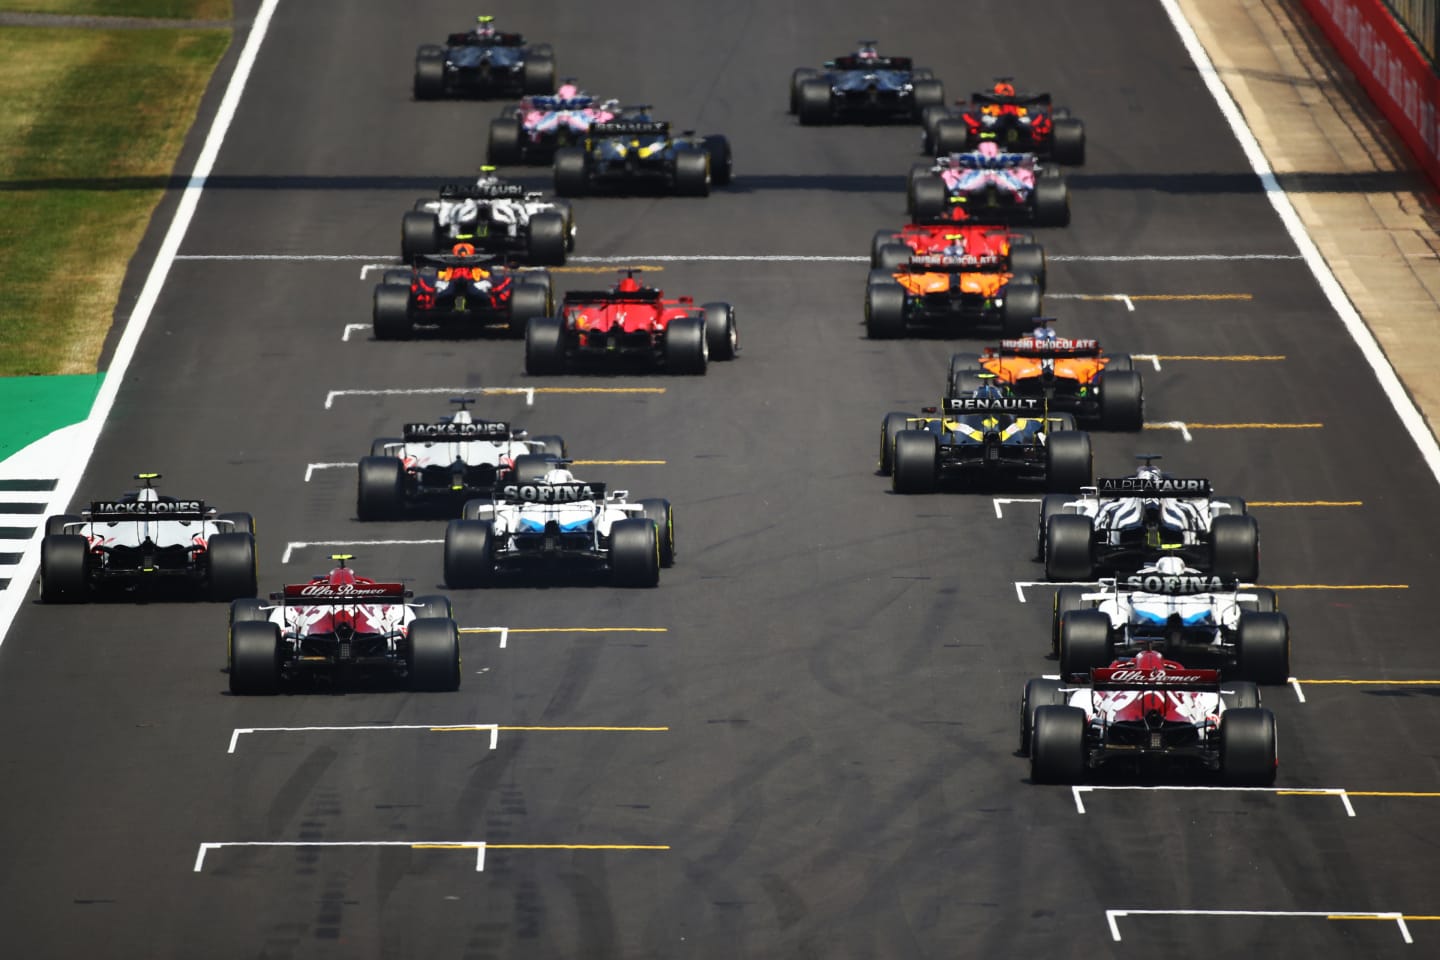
[357,397,565,520]
[1050,557,1290,683]
[39,473,256,602]
[443,466,673,587]
[1039,455,1258,582]
[401,171,576,265]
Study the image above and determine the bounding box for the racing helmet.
[855,41,879,59]
[941,233,967,256]
[976,140,1001,159]
[1132,648,1167,672]
[474,15,497,38]
[1136,463,1163,483]
[326,564,357,588]
[1153,556,1187,577]
[542,467,577,483]
[557,81,579,100]
[973,383,1005,400]
[992,80,1016,97]
[451,242,476,257]
[616,274,642,293]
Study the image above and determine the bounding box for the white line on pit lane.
[229,724,499,753]
[1072,784,1355,817]
[282,539,440,564]
[1105,908,1410,944]
[170,252,1303,264]
[1048,292,1135,311]
[993,497,1042,519]
[343,323,370,341]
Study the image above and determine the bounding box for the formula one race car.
[870,224,1046,290]
[553,110,732,197]
[227,556,461,694]
[402,171,574,266]
[371,250,551,340]
[790,41,943,124]
[922,78,1085,163]
[525,271,738,375]
[1021,649,1278,785]
[356,397,566,520]
[947,329,1144,430]
[882,393,1092,493]
[413,16,555,100]
[1050,557,1290,683]
[908,144,1069,226]
[1039,456,1258,582]
[39,473,256,603]
[443,464,674,588]
[488,85,617,164]
[864,250,1042,339]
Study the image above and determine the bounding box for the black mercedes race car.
[413,16,555,100]
[790,42,943,124]
[553,114,732,197]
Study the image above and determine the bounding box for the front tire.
[702,302,738,360]
[639,499,675,567]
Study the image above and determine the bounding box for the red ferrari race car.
[227,556,462,694]
[870,224,1046,291]
[371,246,552,340]
[922,78,1085,163]
[525,271,738,375]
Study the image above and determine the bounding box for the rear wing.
[832,55,913,70]
[906,253,1003,270]
[403,421,511,441]
[415,253,501,269]
[970,91,1051,108]
[439,182,526,200]
[562,288,662,304]
[88,499,208,522]
[943,396,1043,415]
[991,337,1099,357]
[1089,666,1222,692]
[497,481,606,503]
[280,582,410,604]
[447,32,524,47]
[1096,477,1212,497]
[590,120,669,137]
[955,151,1033,169]
[1114,572,1239,595]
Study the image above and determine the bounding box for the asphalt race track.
[1,1,1438,956]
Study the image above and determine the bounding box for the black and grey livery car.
[553,118,732,197]
[39,473,257,602]
[789,44,944,124]
[413,23,555,100]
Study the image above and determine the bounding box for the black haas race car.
[413,16,555,100]
[371,251,551,340]
[923,78,1086,163]
[553,110,732,197]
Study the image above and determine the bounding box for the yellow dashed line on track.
[1296,678,1437,685]
[1127,293,1254,301]
[485,843,670,851]
[459,627,668,634]
[1262,584,1408,591]
[526,387,667,395]
[548,265,666,273]
[571,459,667,465]
[1150,354,1285,360]
[1248,500,1362,507]
[1162,422,1323,430]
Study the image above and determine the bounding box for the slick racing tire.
[444,519,497,589]
[933,117,970,155]
[1098,370,1144,431]
[1045,514,1094,581]
[610,518,661,588]
[876,243,913,273]
[1238,586,1278,613]
[39,534,87,603]
[865,280,907,340]
[870,230,900,268]
[382,268,413,287]
[356,456,404,521]
[1214,495,1248,517]
[797,79,832,125]
[911,175,948,222]
[911,79,945,114]
[1037,493,1076,561]
[789,67,818,114]
[907,161,933,210]
[639,498,676,567]
[674,149,710,197]
[487,116,523,166]
[413,51,445,101]
[1051,585,1090,655]
[372,284,414,341]
[530,434,566,460]
[664,315,708,374]
[401,211,442,262]
[526,212,567,266]
[460,499,488,521]
[408,618,462,692]
[1044,430,1092,493]
[891,430,938,494]
[1221,680,1262,711]
[1220,708,1278,786]
[920,106,950,153]
[702,302,739,360]
[553,147,588,198]
[1000,281,1042,337]
[508,454,552,485]
[1033,177,1071,227]
[228,621,281,695]
[1021,678,1068,755]
[217,511,256,536]
[524,315,567,375]
[1058,610,1112,679]
[1052,118,1086,165]
[228,597,267,633]
[522,53,556,95]
[509,282,553,338]
[208,533,258,602]
[878,411,915,476]
[1008,243,1046,292]
[44,513,81,536]
[1030,706,1086,784]
[413,594,453,621]
[1210,514,1260,583]
[704,135,733,186]
[370,437,402,457]
[1237,612,1290,685]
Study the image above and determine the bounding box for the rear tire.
[891,430,938,494]
[610,518,660,587]
[789,67,818,114]
[704,135,732,186]
[1220,708,1277,786]
[207,533,257,601]
[408,618,461,692]
[1031,706,1086,784]
[664,315,708,374]
[372,284,413,341]
[525,315,567,375]
[866,281,907,339]
[1045,514,1094,581]
[357,456,404,521]
[229,621,281,695]
[39,534,87,603]
[444,519,496,589]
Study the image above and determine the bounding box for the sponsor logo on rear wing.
[1090,666,1221,689]
[89,500,207,520]
[282,582,409,602]
[1097,477,1211,496]
[1122,572,1235,595]
[591,121,669,137]
[997,337,1099,355]
[943,397,1043,414]
[909,254,1001,268]
[500,481,604,503]
[403,421,510,441]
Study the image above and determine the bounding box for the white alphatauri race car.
[39,473,257,602]
[357,398,565,520]
[1038,455,1258,582]
[1021,649,1278,786]
[1050,556,1290,683]
[443,466,674,588]
[400,172,575,265]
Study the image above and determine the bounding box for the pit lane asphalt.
[1,0,1437,956]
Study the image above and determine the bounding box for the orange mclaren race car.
[947,330,1144,430]
[864,250,1041,339]
[869,224,1046,290]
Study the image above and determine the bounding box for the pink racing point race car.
[488,84,618,165]
[869,223,1046,290]
[1020,649,1278,786]
[525,271,738,375]
[907,141,1069,226]
[227,556,461,695]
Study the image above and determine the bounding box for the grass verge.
[0,22,230,375]
[0,1,229,19]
